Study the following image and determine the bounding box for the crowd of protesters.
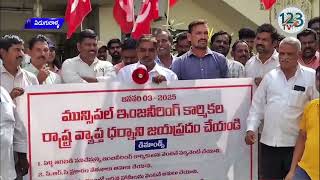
[1,16,319,180]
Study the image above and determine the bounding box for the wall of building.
[224,0,272,25]
[1,0,319,45]
[312,0,320,17]
[98,5,121,43]
[0,6,100,41]
[167,0,257,40]
[97,0,258,43]
[0,9,67,47]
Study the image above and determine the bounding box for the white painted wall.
[1,0,318,44]
[98,5,121,43]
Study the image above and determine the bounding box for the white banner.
[21,78,257,180]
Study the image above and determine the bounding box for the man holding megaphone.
[117,35,177,84]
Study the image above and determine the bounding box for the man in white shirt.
[117,35,177,84]
[61,29,116,83]
[24,34,61,84]
[245,37,318,179]
[0,35,39,99]
[1,86,29,180]
[210,31,245,78]
[0,35,35,180]
[245,24,281,178]
[245,24,280,87]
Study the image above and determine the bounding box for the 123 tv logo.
[278,7,305,33]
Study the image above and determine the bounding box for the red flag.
[261,0,276,10]
[65,0,92,39]
[169,0,178,7]
[131,0,159,39]
[113,0,134,34]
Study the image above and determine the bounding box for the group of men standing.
[0,16,319,180]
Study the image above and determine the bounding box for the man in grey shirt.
[171,20,228,80]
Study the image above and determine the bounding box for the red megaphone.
[132,65,149,84]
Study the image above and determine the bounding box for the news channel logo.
[277,7,305,34]
[24,18,64,30]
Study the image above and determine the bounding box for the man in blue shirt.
[171,20,228,80]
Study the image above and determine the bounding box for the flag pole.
[166,0,170,30]
[81,22,83,31]
[269,8,272,24]
[132,0,135,27]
